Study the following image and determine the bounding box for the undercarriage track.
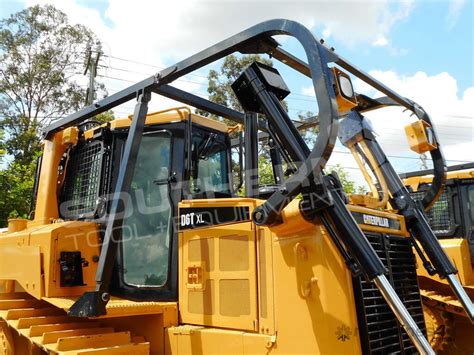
[420,286,474,353]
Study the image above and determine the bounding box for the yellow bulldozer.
[402,163,474,353]
[0,19,473,354]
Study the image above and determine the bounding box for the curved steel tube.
[64,19,340,316]
[356,95,447,211]
[157,20,340,215]
[270,46,447,212]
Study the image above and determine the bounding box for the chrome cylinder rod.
[373,274,434,355]
[447,273,474,323]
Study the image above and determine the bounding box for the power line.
[330,149,470,164]
[100,55,473,125]
[103,54,209,80]
[97,57,472,141]
[103,53,323,100]
[375,127,473,140]
[99,75,316,113]
[101,54,472,119]
[103,65,318,104]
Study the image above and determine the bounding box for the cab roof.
[83,107,229,140]
[403,163,474,191]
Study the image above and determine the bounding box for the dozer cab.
[0,19,473,355]
[401,163,474,352]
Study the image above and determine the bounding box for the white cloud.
[446,0,466,30]
[23,0,417,58]
[372,35,388,47]
[353,70,473,171]
[322,27,332,39]
[21,0,470,186]
[301,86,315,97]
[303,68,473,187]
[379,0,414,32]
[20,0,419,114]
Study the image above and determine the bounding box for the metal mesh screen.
[61,140,104,219]
[353,233,425,354]
[411,190,453,234]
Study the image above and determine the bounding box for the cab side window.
[190,130,230,197]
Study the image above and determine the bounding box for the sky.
[1,0,473,187]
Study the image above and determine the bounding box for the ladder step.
[0,299,45,310]
[6,307,64,320]
[16,315,75,329]
[51,331,132,352]
[42,327,115,344]
[0,292,31,300]
[29,322,101,337]
[61,342,150,355]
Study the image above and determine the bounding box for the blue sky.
[2,1,471,89]
[1,0,472,184]
[338,1,473,92]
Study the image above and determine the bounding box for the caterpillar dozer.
[0,19,473,355]
[401,163,474,353]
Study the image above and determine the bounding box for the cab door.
[179,201,259,331]
[111,128,179,300]
[120,130,173,288]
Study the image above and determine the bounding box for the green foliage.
[0,129,5,163]
[0,5,99,165]
[0,5,102,226]
[0,158,37,226]
[94,110,115,124]
[258,155,275,186]
[327,164,355,194]
[297,111,319,148]
[207,54,274,112]
[328,164,368,195]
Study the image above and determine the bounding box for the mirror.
[339,75,354,98]
[331,67,358,112]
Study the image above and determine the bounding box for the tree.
[0,5,104,226]
[206,54,273,113]
[0,158,37,226]
[0,129,5,163]
[328,164,367,195]
[200,55,363,199]
[197,54,287,124]
[296,111,319,148]
[94,110,115,124]
[0,5,100,165]
[328,164,356,194]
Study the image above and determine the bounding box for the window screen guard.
[60,140,106,219]
[411,189,454,235]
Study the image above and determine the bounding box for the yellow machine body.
[404,167,474,289]
[169,198,408,354]
[0,197,410,354]
[0,107,424,354]
[404,166,474,353]
[404,120,437,154]
[4,15,474,354]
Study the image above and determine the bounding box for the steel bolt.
[254,210,264,222]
